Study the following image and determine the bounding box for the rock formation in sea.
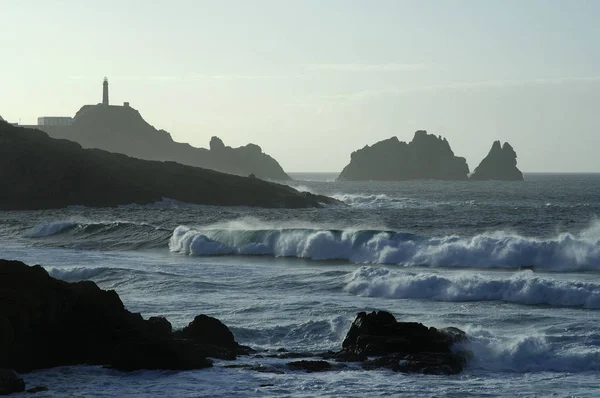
[337,130,470,181]
[0,260,470,392]
[333,311,469,374]
[470,141,524,181]
[35,103,290,180]
[0,121,338,210]
[0,259,250,374]
[247,310,470,375]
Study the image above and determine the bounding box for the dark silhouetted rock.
[173,314,253,360]
[0,369,25,395]
[0,259,248,373]
[0,121,340,210]
[335,311,469,375]
[35,104,290,180]
[338,131,469,181]
[287,360,333,372]
[470,141,524,181]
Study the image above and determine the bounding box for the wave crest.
[169,222,600,271]
[345,266,600,309]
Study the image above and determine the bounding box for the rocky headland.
[35,104,290,180]
[0,121,338,210]
[337,131,470,181]
[470,141,524,181]
[0,260,470,394]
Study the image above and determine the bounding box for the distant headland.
[338,131,524,181]
[20,78,290,180]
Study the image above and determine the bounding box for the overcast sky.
[2,0,599,172]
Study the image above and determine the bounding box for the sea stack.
[470,141,524,181]
[337,130,469,181]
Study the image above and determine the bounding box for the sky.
[1,0,599,172]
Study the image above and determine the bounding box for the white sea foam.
[169,221,600,271]
[345,267,600,308]
[47,266,113,282]
[463,328,600,372]
[331,193,416,209]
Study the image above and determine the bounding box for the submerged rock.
[338,131,469,181]
[287,360,334,372]
[335,311,469,375]
[470,141,524,181]
[0,259,247,373]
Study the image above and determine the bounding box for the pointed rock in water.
[335,311,469,375]
[470,141,524,181]
[337,130,469,181]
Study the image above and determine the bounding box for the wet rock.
[0,369,25,395]
[336,311,469,375]
[224,364,284,374]
[26,385,49,393]
[287,360,333,372]
[173,315,254,360]
[0,259,245,372]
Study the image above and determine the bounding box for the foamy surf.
[345,266,600,309]
[169,222,600,271]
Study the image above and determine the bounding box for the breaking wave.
[330,193,420,209]
[24,221,79,237]
[345,266,600,309]
[169,222,600,271]
[464,328,600,373]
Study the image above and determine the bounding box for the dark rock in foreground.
[0,121,339,210]
[0,259,245,374]
[336,311,469,375]
[0,369,25,396]
[337,131,469,181]
[470,141,524,181]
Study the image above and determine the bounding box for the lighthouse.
[102,77,109,105]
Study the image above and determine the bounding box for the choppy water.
[2,173,600,397]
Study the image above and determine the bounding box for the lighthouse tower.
[102,77,109,105]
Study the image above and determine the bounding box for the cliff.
[470,141,524,181]
[337,131,469,181]
[0,121,338,210]
[38,104,290,180]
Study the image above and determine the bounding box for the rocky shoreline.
[0,260,470,395]
[0,121,340,210]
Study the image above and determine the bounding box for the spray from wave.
[169,221,600,271]
[462,327,600,373]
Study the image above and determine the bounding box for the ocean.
[2,172,600,397]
